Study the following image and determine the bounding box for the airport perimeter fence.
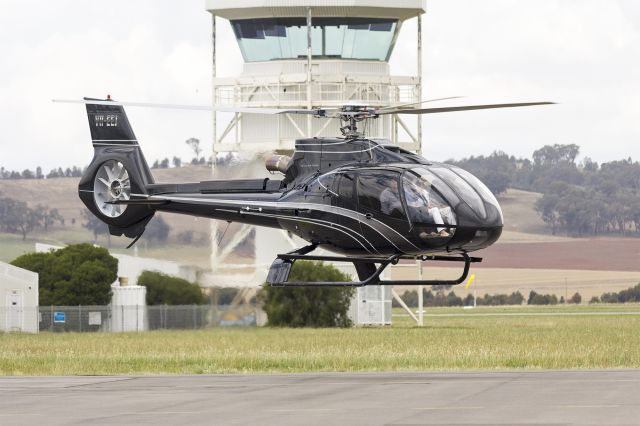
[1,305,260,333]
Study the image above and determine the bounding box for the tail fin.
[85,97,139,145]
[78,97,156,240]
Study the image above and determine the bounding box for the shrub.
[138,271,206,305]
[392,290,418,308]
[477,291,525,306]
[259,261,354,327]
[11,243,117,306]
[597,284,640,304]
[568,292,582,304]
[528,291,558,305]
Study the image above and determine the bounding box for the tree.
[533,144,580,167]
[144,215,170,243]
[259,261,354,327]
[2,199,42,240]
[450,151,515,195]
[82,209,109,243]
[598,284,640,304]
[40,205,64,232]
[11,244,117,305]
[392,290,419,307]
[172,156,182,168]
[185,137,202,162]
[528,290,558,305]
[138,271,206,305]
[568,292,582,304]
[475,291,524,306]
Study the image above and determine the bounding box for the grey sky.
[0,0,638,171]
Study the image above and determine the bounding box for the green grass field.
[2,305,639,376]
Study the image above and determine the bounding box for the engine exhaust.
[265,155,291,174]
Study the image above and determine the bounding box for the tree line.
[451,144,640,236]
[0,195,64,240]
[0,166,85,180]
[394,289,583,307]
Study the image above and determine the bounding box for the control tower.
[206,0,426,153]
[202,1,426,303]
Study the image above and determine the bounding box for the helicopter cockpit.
[401,164,504,251]
[322,160,504,255]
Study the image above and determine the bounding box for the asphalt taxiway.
[1,370,639,425]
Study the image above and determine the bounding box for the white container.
[0,261,39,333]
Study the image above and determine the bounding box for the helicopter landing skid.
[266,244,482,287]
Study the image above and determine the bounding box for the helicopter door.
[332,172,366,254]
[356,170,411,253]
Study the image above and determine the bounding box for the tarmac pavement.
[1,370,639,425]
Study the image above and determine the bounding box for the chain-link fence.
[1,305,260,333]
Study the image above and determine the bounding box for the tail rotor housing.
[78,98,156,238]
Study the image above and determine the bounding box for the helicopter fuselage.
[98,137,503,258]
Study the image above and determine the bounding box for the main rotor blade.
[52,99,320,115]
[377,101,555,115]
[376,96,464,111]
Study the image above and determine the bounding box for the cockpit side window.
[403,171,457,228]
[357,171,406,220]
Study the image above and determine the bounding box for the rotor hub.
[110,180,123,198]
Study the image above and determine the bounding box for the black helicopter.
[57,98,552,287]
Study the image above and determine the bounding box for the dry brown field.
[480,235,640,272]
[391,265,639,301]
[3,174,639,298]
[394,231,640,300]
[0,165,218,244]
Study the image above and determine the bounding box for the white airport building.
[0,261,39,333]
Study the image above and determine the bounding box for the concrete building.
[0,261,39,333]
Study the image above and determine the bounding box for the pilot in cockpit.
[404,180,450,237]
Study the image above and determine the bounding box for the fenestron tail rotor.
[93,160,131,218]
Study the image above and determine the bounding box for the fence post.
[136,304,139,332]
[193,304,197,329]
[121,305,124,332]
[50,306,53,332]
[79,305,82,333]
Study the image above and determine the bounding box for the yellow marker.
[465,274,476,289]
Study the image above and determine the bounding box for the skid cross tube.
[267,244,481,287]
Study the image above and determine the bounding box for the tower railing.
[213,78,420,108]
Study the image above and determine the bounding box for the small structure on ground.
[0,261,39,333]
[110,276,147,332]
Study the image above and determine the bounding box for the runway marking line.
[268,408,337,413]
[553,404,622,409]
[394,311,640,318]
[0,414,44,417]
[413,406,484,411]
